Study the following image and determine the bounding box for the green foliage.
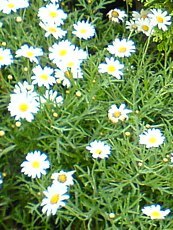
[138,0,173,51]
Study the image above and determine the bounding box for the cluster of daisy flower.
[107,7,171,36]
[0,0,29,14]
[98,37,135,79]
[21,150,75,216]
[1,0,172,223]
[8,76,63,122]
[38,2,67,39]
[49,40,88,88]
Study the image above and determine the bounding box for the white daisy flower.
[170,153,173,163]
[31,65,55,88]
[98,57,124,79]
[0,0,29,14]
[38,3,67,25]
[13,81,35,94]
[86,140,111,159]
[49,40,75,63]
[40,89,63,105]
[21,151,50,178]
[55,69,71,88]
[142,204,170,219]
[108,104,132,123]
[107,38,135,57]
[126,20,138,31]
[132,9,151,21]
[16,44,43,63]
[139,128,165,148]
[0,173,3,188]
[73,20,95,40]
[39,21,67,39]
[51,170,75,186]
[148,9,171,31]
[41,184,69,216]
[8,92,39,122]
[107,8,127,23]
[136,18,154,36]
[0,47,13,68]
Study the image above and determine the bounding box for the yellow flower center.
[150,210,162,219]
[107,65,116,73]
[111,11,119,18]
[50,194,60,204]
[48,27,57,33]
[59,49,67,57]
[26,51,34,58]
[49,11,58,18]
[39,74,49,81]
[148,137,157,144]
[58,174,67,183]
[7,3,15,9]
[95,149,102,155]
[118,46,127,53]
[113,111,121,118]
[142,25,149,31]
[141,14,148,19]
[80,28,87,34]
[32,160,40,169]
[67,61,75,68]
[19,103,29,112]
[156,16,164,23]
[0,55,4,61]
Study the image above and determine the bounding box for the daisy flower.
[39,21,67,39]
[98,57,124,79]
[132,9,151,21]
[136,18,154,36]
[55,69,71,88]
[38,3,67,25]
[21,151,50,178]
[0,173,3,188]
[142,204,170,219]
[0,47,13,68]
[139,128,165,148]
[8,92,39,122]
[0,0,29,14]
[41,184,69,216]
[49,40,75,63]
[13,81,35,94]
[55,54,81,71]
[107,8,127,23]
[126,20,138,31]
[148,9,171,31]
[170,153,173,163]
[51,170,75,186]
[73,21,95,40]
[31,65,55,88]
[108,104,132,123]
[86,140,111,159]
[107,38,135,58]
[16,44,43,63]
[40,89,63,105]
